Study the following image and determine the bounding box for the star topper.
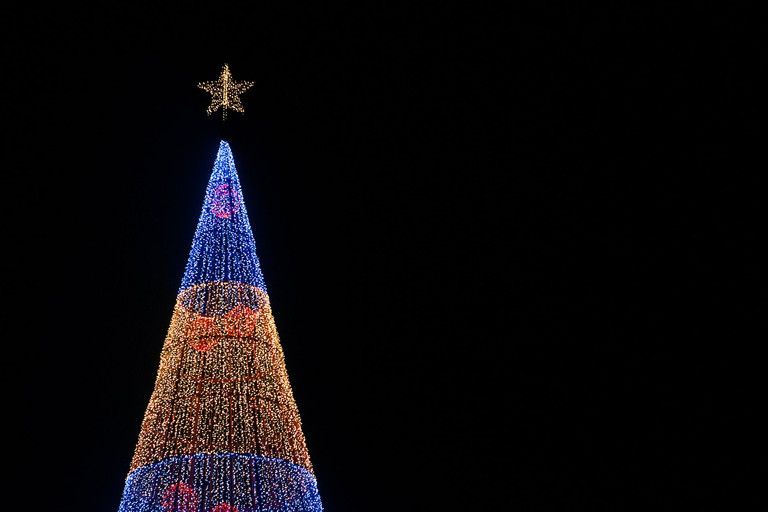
[198,64,254,120]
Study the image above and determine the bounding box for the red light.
[210,184,239,219]
[161,482,198,512]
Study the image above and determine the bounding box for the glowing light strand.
[179,142,266,294]
[120,454,321,512]
[198,64,254,120]
[118,141,322,511]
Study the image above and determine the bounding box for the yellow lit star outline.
[198,64,254,120]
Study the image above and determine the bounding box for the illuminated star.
[198,64,254,119]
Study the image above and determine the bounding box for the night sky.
[8,3,758,511]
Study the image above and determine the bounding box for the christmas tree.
[118,140,323,512]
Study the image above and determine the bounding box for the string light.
[118,141,322,511]
[198,64,254,120]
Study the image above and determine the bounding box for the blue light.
[118,453,322,512]
[180,141,267,295]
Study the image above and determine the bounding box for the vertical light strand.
[118,142,322,512]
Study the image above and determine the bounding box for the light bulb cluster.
[198,64,254,120]
[119,142,322,511]
[119,453,321,512]
[129,282,311,473]
[179,143,266,295]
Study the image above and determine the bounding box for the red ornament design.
[161,482,198,512]
[210,184,239,219]
[186,316,218,351]
[212,504,239,512]
[224,307,258,337]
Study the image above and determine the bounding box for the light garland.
[118,141,322,512]
[120,454,321,512]
[198,64,254,120]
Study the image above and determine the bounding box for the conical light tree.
[118,141,323,512]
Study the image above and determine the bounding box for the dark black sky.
[7,2,759,511]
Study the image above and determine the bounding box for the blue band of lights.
[180,141,267,295]
[118,453,322,512]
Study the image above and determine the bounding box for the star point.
[198,64,254,120]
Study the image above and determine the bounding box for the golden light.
[198,64,254,120]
